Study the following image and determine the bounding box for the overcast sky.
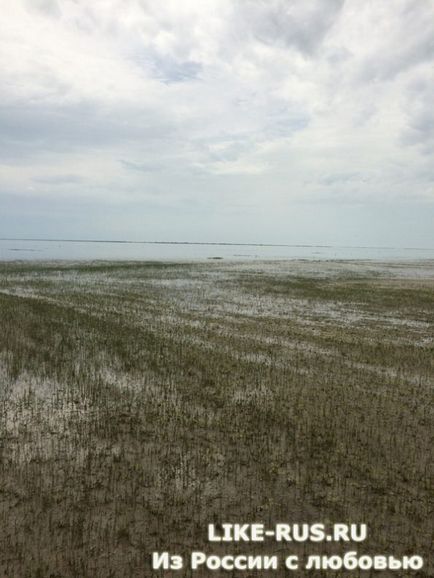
[1,0,433,246]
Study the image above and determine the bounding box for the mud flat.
[0,260,433,576]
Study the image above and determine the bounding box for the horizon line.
[1,238,433,251]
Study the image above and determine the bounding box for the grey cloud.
[206,140,254,163]
[408,109,434,140]
[356,3,434,82]
[401,108,434,153]
[358,38,434,83]
[131,46,202,84]
[401,78,434,153]
[264,111,309,138]
[320,172,362,186]
[239,0,345,55]
[24,0,60,17]
[0,102,176,159]
[33,174,84,185]
[121,159,160,173]
[151,57,202,84]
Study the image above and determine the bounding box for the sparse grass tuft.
[0,259,433,577]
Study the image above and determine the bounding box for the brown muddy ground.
[0,259,433,577]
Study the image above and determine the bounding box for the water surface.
[1,239,433,261]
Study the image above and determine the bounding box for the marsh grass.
[0,260,433,577]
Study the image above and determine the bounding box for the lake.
[1,238,434,261]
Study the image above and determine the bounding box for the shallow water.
[1,239,434,261]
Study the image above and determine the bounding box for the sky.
[0,0,433,247]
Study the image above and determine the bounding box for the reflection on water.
[1,239,433,261]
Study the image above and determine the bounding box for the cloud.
[33,174,84,185]
[400,68,434,154]
[352,1,434,83]
[0,0,433,245]
[238,0,345,55]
